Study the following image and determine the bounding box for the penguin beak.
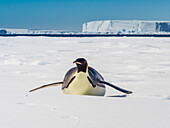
[73,61,82,65]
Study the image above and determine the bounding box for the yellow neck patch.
[86,65,88,73]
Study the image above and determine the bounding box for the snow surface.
[0,37,170,128]
[83,20,170,34]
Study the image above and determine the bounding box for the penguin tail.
[29,82,63,92]
[99,81,132,94]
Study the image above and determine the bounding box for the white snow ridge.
[0,37,170,128]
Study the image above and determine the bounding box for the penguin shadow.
[107,95,127,98]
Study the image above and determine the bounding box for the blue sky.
[0,0,170,30]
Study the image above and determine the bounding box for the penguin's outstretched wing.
[99,81,132,94]
[30,67,77,92]
[29,82,63,92]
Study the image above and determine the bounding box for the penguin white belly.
[63,72,106,96]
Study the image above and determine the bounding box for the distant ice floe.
[0,28,81,35]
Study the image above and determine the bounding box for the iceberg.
[82,20,170,34]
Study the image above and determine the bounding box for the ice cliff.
[82,20,170,34]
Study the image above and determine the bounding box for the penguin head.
[73,58,88,73]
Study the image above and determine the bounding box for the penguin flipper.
[87,76,96,88]
[29,82,63,92]
[99,81,132,94]
[65,76,76,88]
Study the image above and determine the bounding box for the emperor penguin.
[30,58,132,96]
